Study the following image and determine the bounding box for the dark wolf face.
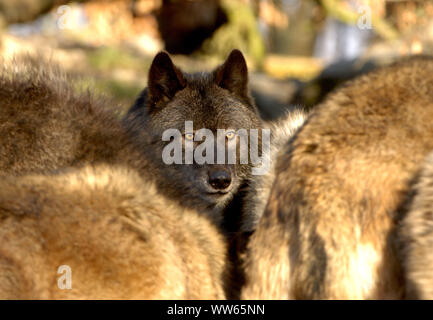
[125,50,262,218]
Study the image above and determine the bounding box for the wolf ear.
[147,52,186,109]
[213,49,249,100]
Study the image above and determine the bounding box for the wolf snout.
[208,170,232,191]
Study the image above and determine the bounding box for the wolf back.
[242,56,433,299]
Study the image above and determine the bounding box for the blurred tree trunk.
[156,0,227,54]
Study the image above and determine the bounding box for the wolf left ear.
[147,51,186,109]
[213,49,249,101]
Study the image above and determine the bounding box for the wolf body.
[242,56,433,299]
[401,151,433,299]
[0,165,227,299]
[0,50,263,299]
[0,50,262,227]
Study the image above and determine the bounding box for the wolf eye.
[225,130,236,140]
[184,133,194,141]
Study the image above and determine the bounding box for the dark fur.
[241,108,309,232]
[401,151,433,299]
[125,50,262,299]
[0,51,262,227]
[227,108,309,299]
[0,57,144,176]
[124,49,262,225]
[0,51,261,299]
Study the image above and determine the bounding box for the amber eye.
[184,133,194,141]
[225,130,236,140]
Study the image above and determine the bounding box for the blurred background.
[1,0,432,118]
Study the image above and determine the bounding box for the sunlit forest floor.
[1,0,433,117]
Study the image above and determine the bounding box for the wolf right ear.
[147,52,186,110]
[213,49,249,101]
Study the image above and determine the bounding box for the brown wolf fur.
[0,51,259,299]
[0,57,143,176]
[242,56,433,299]
[0,50,262,227]
[400,151,433,299]
[227,108,309,299]
[241,108,309,233]
[0,165,227,299]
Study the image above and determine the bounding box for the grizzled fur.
[242,56,433,299]
[0,50,262,227]
[124,49,262,224]
[401,151,433,299]
[241,108,309,233]
[0,165,227,299]
[228,107,309,299]
[0,51,262,299]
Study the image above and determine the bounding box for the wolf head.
[125,50,262,220]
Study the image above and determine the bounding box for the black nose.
[208,170,232,190]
